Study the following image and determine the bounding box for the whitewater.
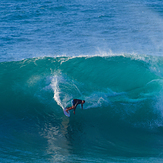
[1,0,163,162]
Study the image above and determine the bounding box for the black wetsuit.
[72,99,82,106]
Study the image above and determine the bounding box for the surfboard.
[64,108,70,117]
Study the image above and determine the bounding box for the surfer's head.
[82,100,85,104]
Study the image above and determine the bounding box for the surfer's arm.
[73,108,76,114]
[73,103,78,114]
[81,104,83,110]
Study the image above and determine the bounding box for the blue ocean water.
[1,0,163,162]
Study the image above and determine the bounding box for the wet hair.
[82,100,85,103]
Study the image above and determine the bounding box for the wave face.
[1,55,163,162]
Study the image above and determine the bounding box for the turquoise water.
[1,55,163,162]
[1,0,163,162]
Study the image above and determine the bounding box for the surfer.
[66,99,85,114]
